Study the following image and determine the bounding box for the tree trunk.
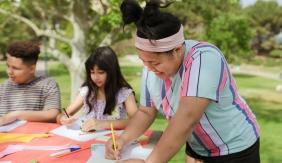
[69,43,86,100]
[69,70,84,100]
[68,10,87,101]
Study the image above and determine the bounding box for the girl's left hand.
[116,159,145,163]
[81,119,104,132]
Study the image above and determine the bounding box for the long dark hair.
[83,46,133,115]
[120,0,181,41]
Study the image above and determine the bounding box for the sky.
[240,0,282,7]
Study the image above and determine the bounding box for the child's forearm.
[104,119,129,129]
[82,119,131,131]
[12,109,59,123]
[97,119,130,130]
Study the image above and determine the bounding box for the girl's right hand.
[59,115,77,125]
[105,137,126,160]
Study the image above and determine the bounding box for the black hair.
[83,46,133,115]
[120,0,181,41]
[7,41,40,65]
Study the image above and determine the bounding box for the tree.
[166,0,253,62]
[0,0,127,100]
[244,1,282,55]
[205,13,253,63]
[167,0,241,39]
[0,1,35,59]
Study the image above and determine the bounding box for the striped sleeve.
[43,78,61,110]
[181,50,225,102]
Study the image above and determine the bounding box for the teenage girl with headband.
[106,1,260,163]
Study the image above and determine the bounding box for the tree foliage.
[244,1,282,55]
[167,0,241,39]
[167,0,253,62]
[206,13,253,63]
[0,1,36,58]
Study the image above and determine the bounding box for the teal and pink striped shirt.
[140,40,260,157]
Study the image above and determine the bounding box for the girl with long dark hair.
[57,46,137,132]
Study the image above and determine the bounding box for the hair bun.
[120,0,143,25]
[143,0,160,18]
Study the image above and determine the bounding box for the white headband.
[135,25,184,52]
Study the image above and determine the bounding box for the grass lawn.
[1,61,282,163]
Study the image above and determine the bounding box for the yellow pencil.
[110,122,117,151]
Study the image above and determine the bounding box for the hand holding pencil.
[58,108,77,125]
[105,123,125,160]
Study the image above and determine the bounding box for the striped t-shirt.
[140,40,260,157]
[0,76,61,116]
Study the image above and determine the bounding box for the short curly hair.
[7,41,40,65]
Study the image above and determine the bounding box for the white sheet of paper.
[121,143,153,160]
[0,120,26,132]
[0,144,79,158]
[87,156,115,163]
[87,143,152,163]
[50,121,123,142]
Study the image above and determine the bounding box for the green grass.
[247,98,282,163]
[234,74,282,103]
[1,61,282,163]
[0,63,6,83]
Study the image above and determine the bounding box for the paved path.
[230,65,282,81]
